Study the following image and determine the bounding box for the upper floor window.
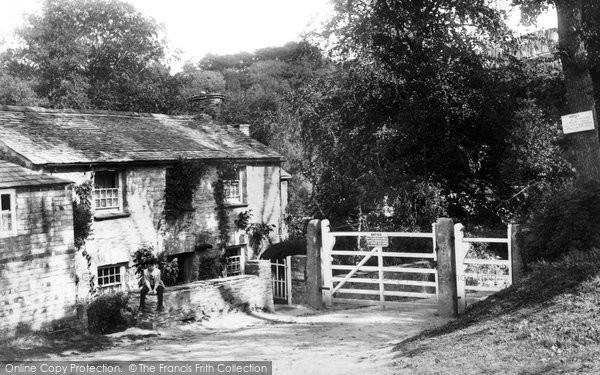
[222,167,246,205]
[93,171,122,211]
[0,189,16,237]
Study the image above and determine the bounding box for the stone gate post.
[305,219,324,309]
[436,218,458,318]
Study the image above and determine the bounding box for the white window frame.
[0,189,17,238]
[223,167,245,204]
[92,171,123,212]
[97,263,126,292]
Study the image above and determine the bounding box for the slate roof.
[0,160,71,188]
[0,105,282,167]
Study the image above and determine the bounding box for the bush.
[524,180,600,264]
[132,244,179,286]
[87,292,132,334]
[197,254,225,280]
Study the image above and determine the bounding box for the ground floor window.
[225,246,246,276]
[97,263,126,292]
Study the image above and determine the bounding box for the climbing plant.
[73,180,93,250]
[164,158,208,222]
[73,180,96,296]
[213,162,241,249]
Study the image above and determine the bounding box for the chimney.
[237,124,250,136]
[188,92,226,121]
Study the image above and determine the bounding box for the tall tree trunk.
[556,0,600,180]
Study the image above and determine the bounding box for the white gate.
[454,223,515,314]
[271,256,292,304]
[320,220,438,308]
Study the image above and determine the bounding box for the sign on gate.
[366,233,389,247]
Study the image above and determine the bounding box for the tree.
[514,0,600,180]
[298,0,570,228]
[3,0,179,112]
[0,73,41,106]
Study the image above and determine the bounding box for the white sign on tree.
[561,110,595,134]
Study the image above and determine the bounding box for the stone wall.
[290,255,308,306]
[128,260,274,323]
[0,185,78,336]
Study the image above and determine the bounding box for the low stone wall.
[290,256,309,306]
[128,260,274,323]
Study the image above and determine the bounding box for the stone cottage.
[0,102,289,298]
[0,160,77,335]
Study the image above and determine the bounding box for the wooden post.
[240,246,246,275]
[305,219,324,309]
[454,223,467,315]
[509,224,524,285]
[436,218,458,318]
[320,219,335,307]
[377,246,385,308]
[286,255,292,305]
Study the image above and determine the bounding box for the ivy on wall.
[213,161,240,250]
[73,180,96,297]
[164,158,208,222]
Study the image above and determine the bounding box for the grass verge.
[393,249,600,374]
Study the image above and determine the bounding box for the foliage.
[176,66,226,109]
[197,254,225,280]
[213,163,239,249]
[73,180,95,296]
[3,0,180,112]
[73,181,93,250]
[246,222,276,252]
[234,210,252,231]
[164,158,208,222]
[131,244,179,287]
[523,180,600,264]
[86,291,133,334]
[498,99,572,222]
[290,0,573,229]
[232,209,276,252]
[0,74,42,106]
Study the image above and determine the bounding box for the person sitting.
[139,258,165,313]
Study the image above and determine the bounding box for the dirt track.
[49,304,451,375]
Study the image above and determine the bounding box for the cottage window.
[223,167,246,205]
[93,171,122,211]
[225,246,245,276]
[97,264,126,292]
[0,189,17,237]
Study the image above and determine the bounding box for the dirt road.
[50,304,451,375]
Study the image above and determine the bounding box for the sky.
[0,0,334,70]
[0,0,556,71]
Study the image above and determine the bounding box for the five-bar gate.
[320,220,438,308]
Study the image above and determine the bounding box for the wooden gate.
[320,220,438,308]
[454,223,517,314]
[271,256,292,304]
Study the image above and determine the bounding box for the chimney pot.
[237,124,250,136]
[188,92,226,121]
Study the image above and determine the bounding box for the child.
[139,258,165,312]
